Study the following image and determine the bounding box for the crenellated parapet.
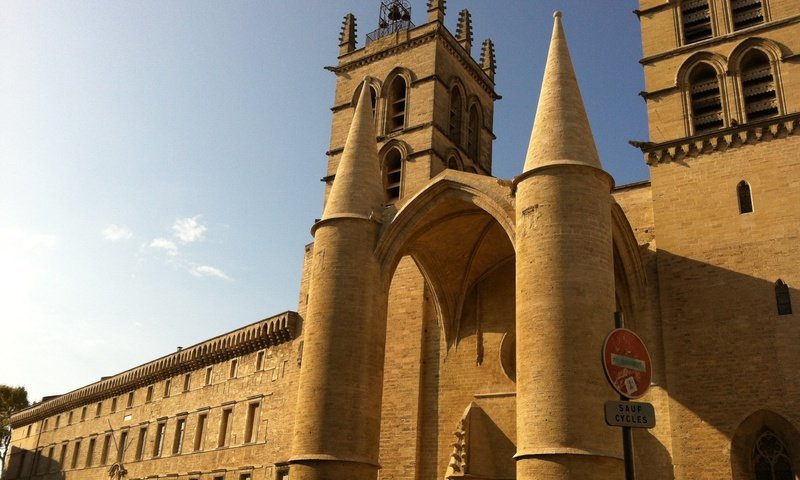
[455,9,473,54]
[339,13,357,56]
[480,39,496,81]
[10,311,298,428]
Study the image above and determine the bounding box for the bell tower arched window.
[741,50,778,122]
[383,148,403,203]
[753,430,795,479]
[467,104,480,161]
[737,181,753,214]
[690,63,724,133]
[449,88,463,145]
[681,0,712,44]
[387,76,407,132]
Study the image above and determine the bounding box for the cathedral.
[5,1,799,480]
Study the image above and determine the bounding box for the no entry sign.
[602,328,652,399]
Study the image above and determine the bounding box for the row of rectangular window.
[30,351,270,436]
[680,0,765,45]
[12,402,262,478]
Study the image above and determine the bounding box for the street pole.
[614,311,636,480]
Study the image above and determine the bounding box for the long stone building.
[4,1,799,479]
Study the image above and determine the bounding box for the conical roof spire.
[322,80,384,221]
[523,11,601,172]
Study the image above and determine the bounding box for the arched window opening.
[737,181,753,214]
[775,280,792,316]
[690,64,724,133]
[681,0,712,44]
[369,85,378,119]
[383,148,403,203]
[446,155,461,170]
[467,105,480,161]
[753,430,795,479]
[449,88,463,145]
[741,50,778,123]
[387,76,407,132]
[732,0,764,31]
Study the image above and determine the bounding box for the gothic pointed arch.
[445,149,464,171]
[466,97,482,164]
[731,410,800,480]
[729,38,785,123]
[677,53,728,135]
[351,78,382,121]
[448,81,465,146]
[382,67,415,134]
[379,140,410,204]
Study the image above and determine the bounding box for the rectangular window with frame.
[71,440,81,469]
[135,426,148,461]
[256,351,265,371]
[229,359,238,379]
[194,413,208,451]
[26,425,31,437]
[173,417,186,454]
[276,465,289,480]
[145,385,154,403]
[117,430,129,463]
[47,446,55,472]
[81,406,87,421]
[240,474,252,480]
[43,418,49,431]
[164,379,171,398]
[96,401,102,417]
[86,437,96,467]
[127,392,134,408]
[110,397,117,413]
[205,367,213,386]
[218,408,233,447]
[100,434,111,465]
[153,422,166,457]
[68,411,73,425]
[55,415,60,429]
[243,402,260,443]
[183,373,191,392]
[59,443,68,467]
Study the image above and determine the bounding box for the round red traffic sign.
[602,328,652,399]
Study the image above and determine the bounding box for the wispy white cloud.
[149,237,178,256]
[172,216,207,243]
[102,224,132,241]
[192,265,232,281]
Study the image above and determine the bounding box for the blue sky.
[0,1,648,403]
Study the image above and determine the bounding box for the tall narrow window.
[218,409,233,447]
[71,441,81,469]
[26,425,31,437]
[194,413,208,451]
[86,437,96,467]
[173,418,186,454]
[690,63,724,133]
[732,0,764,30]
[43,418,49,431]
[467,104,480,161]
[776,280,792,316]
[681,0,712,44]
[164,379,171,398]
[753,430,795,479]
[100,434,111,465]
[68,411,73,425]
[46,446,55,472]
[135,426,148,461]
[205,367,213,386]
[110,398,117,413]
[183,373,192,392]
[256,351,265,371]
[153,422,166,457]
[449,88,463,145]
[386,76,407,132]
[96,402,102,417]
[127,392,134,408]
[55,415,60,429]
[229,359,238,379]
[737,181,753,214]
[81,406,87,421]
[369,85,378,120]
[741,50,778,122]
[383,148,403,203]
[244,402,260,443]
[145,385,154,403]
[117,431,128,463]
[59,443,67,466]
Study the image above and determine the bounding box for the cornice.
[11,311,299,428]
[630,113,800,165]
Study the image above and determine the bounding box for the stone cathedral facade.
[5,1,800,480]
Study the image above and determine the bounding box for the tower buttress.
[456,9,473,54]
[290,83,388,480]
[339,14,357,56]
[480,39,496,81]
[514,11,622,480]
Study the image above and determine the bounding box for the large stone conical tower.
[514,12,623,480]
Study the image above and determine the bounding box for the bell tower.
[323,0,498,208]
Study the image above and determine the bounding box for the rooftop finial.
[480,39,496,81]
[456,9,473,54]
[553,10,562,19]
[427,0,446,24]
[339,13,357,55]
